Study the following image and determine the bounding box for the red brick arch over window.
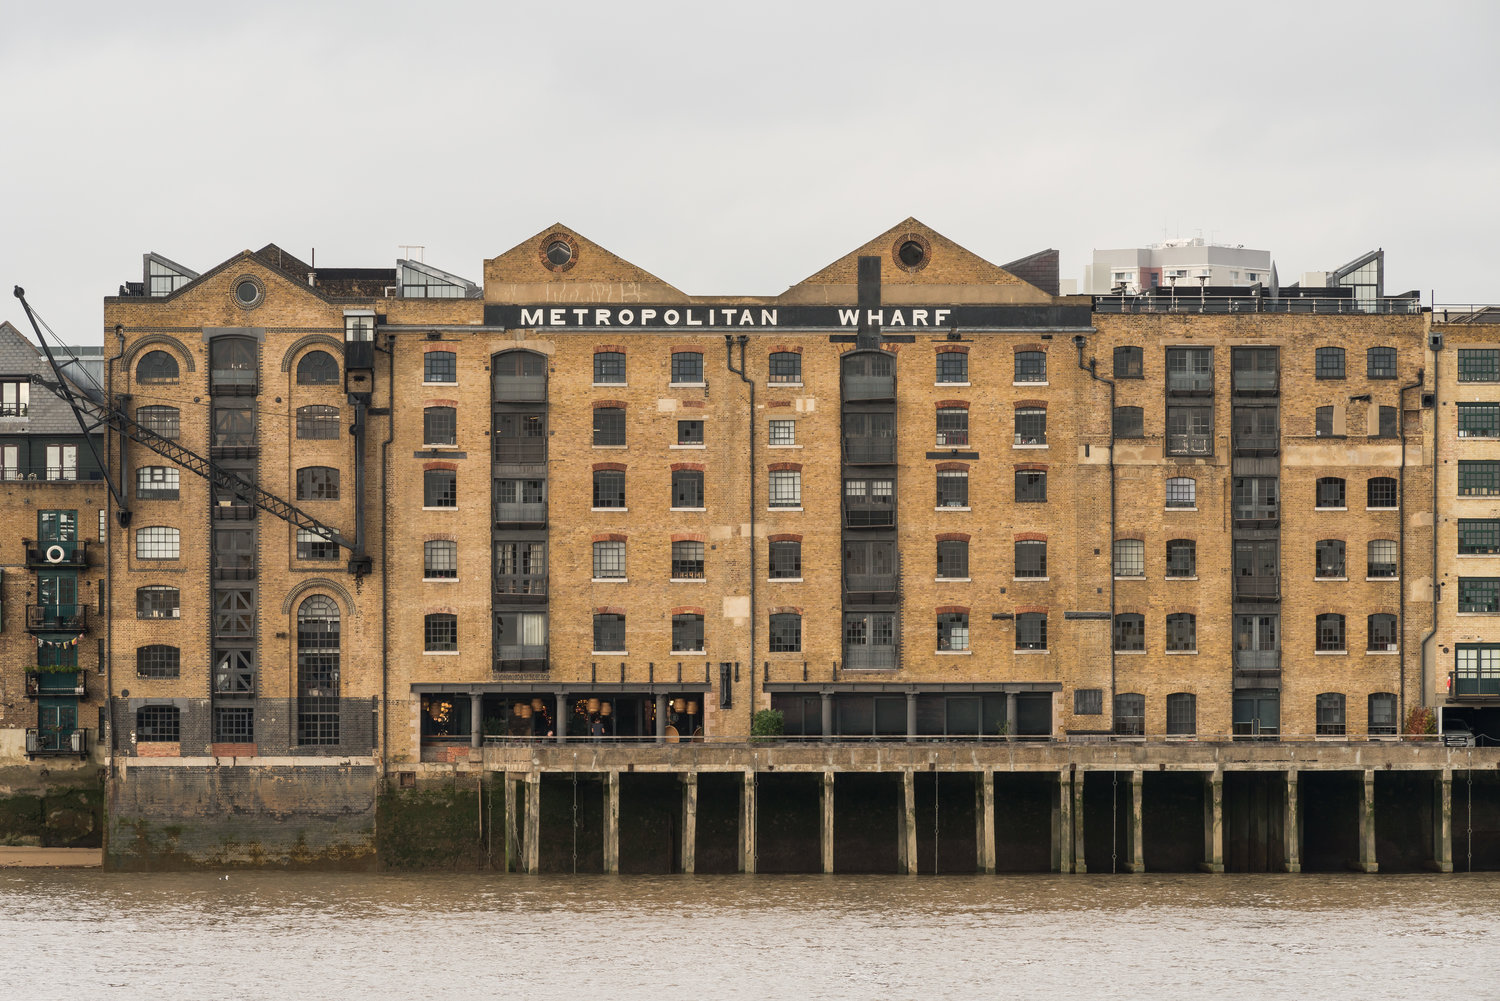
[670,462,705,472]
[771,606,802,615]
[936,462,969,472]
[936,532,971,542]
[592,533,626,543]
[1015,463,1048,472]
[769,345,804,355]
[595,606,627,616]
[595,345,628,355]
[423,461,457,472]
[935,344,969,354]
[1116,605,1147,617]
[1015,532,1047,542]
[593,462,627,472]
[768,462,802,472]
[1014,399,1047,409]
[671,606,705,617]
[935,605,970,616]
[768,533,802,543]
[935,400,970,409]
[592,399,627,409]
[671,532,705,543]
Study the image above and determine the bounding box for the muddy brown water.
[2,871,1495,998]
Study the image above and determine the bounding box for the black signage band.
[482,303,1091,331]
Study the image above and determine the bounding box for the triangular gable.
[785,218,1046,296]
[483,224,687,302]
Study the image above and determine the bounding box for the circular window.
[233,277,264,308]
[897,240,926,268]
[546,241,572,267]
[539,233,578,273]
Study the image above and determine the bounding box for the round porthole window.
[546,241,572,267]
[892,233,931,273]
[233,277,264,308]
[539,233,578,273]
[897,240,926,268]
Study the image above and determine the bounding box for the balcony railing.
[1166,372,1214,394]
[495,644,548,672]
[494,574,548,597]
[24,542,88,568]
[843,646,899,671]
[842,438,896,463]
[210,369,257,394]
[1233,505,1279,527]
[493,439,546,464]
[25,670,84,698]
[1233,576,1281,601]
[0,402,28,417]
[1432,304,1500,325]
[1233,434,1279,453]
[1449,672,1500,698]
[1233,370,1280,393]
[1,467,104,482]
[25,727,89,757]
[1096,294,1422,315]
[494,502,546,524]
[1166,434,1213,456]
[843,375,896,401]
[26,604,89,632]
[1233,649,1280,671]
[843,504,896,528]
[844,573,898,593]
[493,376,548,402]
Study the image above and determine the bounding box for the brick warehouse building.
[47,216,1463,774]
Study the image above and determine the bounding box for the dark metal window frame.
[136,644,181,678]
[769,540,801,578]
[295,405,340,440]
[936,469,969,508]
[1112,346,1143,379]
[1457,349,1500,383]
[1015,540,1047,578]
[1165,693,1196,735]
[671,613,705,653]
[670,351,704,384]
[769,352,802,384]
[1460,461,1500,497]
[1316,539,1346,578]
[295,466,340,501]
[1165,613,1196,652]
[1316,477,1346,508]
[1368,539,1398,578]
[1165,477,1196,508]
[136,465,180,500]
[423,469,457,507]
[1017,612,1047,651]
[676,420,705,446]
[1458,402,1500,439]
[1113,692,1144,735]
[136,349,179,383]
[671,540,705,580]
[1015,469,1046,503]
[1315,346,1346,380]
[1113,613,1145,652]
[1458,519,1500,555]
[935,407,969,447]
[424,350,458,383]
[769,612,801,653]
[1458,577,1500,614]
[424,613,458,652]
[1166,539,1196,577]
[423,540,457,579]
[136,585,179,619]
[672,469,705,508]
[592,540,625,578]
[1316,613,1346,651]
[935,352,968,384]
[1316,692,1346,736]
[296,350,340,385]
[1367,476,1397,509]
[1113,538,1145,577]
[424,407,457,446]
[1014,351,1047,383]
[136,704,181,742]
[593,407,626,446]
[1015,408,1047,445]
[593,613,626,652]
[937,612,969,651]
[1074,687,1101,714]
[936,539,969,579]
[594,351,627,384]
[1366,346,1397,380]
[1112,406,1144,438]
[1367,613,1399,649]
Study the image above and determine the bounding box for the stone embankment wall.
[0,760,104,848]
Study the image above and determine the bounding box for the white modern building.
[1084,238,1272,294]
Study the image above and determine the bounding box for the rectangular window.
[136,587,179,619]
[1114,693,1145,735]
[1113,539,1144,577]
[769,352,802,384]
[670,352,704,384]
[672,469,704,508]
[296,406,340,440]
[0,378,29,417]
[593,407,625,446]
[935,408,968,447]
[1113,347,1143,379]
[676,420,704,446]
[1074,688,1102,713]
[45,444,77,480]
[137,648,181,680]
[212,406,255,448]
[424,469,457,507]
[424,407,457,446]
[769,540,801,578]
[593,470,626,508]
[671,540,705,580]
[1316,539,1346,578]
[769,470,801,507]
[1458,402,1500,438]
[1458,519,1500,555]
[1016,612,1047,651]
[1315,477,1345,509]
[1316,407,1335,437]
[1165,477,1196,508]
[1459,577,1500,613]
[1015,469,1046,502]
[1233,476,1280,520]
[937,613,969,652]
[936,470,968,508]
[1315,347,1346,380]
[1113,406,1144,438]
[594,352,626,384]
[1232,347,1278,392]
[1014,351,1046,383]
[136,466,180,500]
[1455,645,1500,697]
[1015,408,1046,446]
[1114,615,1145,652]
[137,406,180,439]
[1316,693,1345,736]
[1458,349,1500,383]
[936,540,969,579]
[1166,540,1196,577]
[1367,346,1397,379]
[1015,540,1047,578]
[769,419,796,446]
[1166,406,1213,455]
[424,351,457,383]
[1166,615,1197,653]
[1166,693,1196,735]
[135,526,180,559]
[296,466,339,500]
[592,540,626,579]
[936,352,968,384]
[1166,347,1213,393]
[594,614,626,652]
[425,614,458,652]
[1459,461,1500,497]
[769,613,801,653]
[296,528,338,561]
[671,614,705,653]
[423,540,457,579]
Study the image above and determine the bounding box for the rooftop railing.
[1096,294,1422,315]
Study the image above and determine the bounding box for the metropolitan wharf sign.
[482,304,1092,331]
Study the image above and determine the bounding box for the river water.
[2,871,1495,999]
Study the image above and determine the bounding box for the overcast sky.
[2,0,1496,343]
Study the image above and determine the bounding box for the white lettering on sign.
[686,309,702,326]
[641,308,657,324]
[618,309,634,324]
[935,309,951,326]
[912,309,929,325]
[549,308,565,325]
[594,309,611,325]
[838,308,859,325]
[521,308,543,326]
[888,310,904,325]
[762,309,777,325]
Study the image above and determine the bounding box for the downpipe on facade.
[379,335,396,763]
[726,334,755,734]
[1075,335,1117,722]
[1397,366,1426,729]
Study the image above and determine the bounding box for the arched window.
[297,595,341,746]
[135,526,180,560]
[136,586,179,619]
[1113,693,1144,735]
[136,705,180,742]
[1368,692,1398,735]
[1166,477,1196,509]
[1113,539,1145,577]
[1166,614,1196,652]
[1316,477,1346,509]
[1368,613,1398,651]
[1367,476,1398,509]
[425,612,458,652]
[1316,613,1345,652]
[769,612,802,652]
[1316,539,1346,578]
[1315,346,1345,379]
[424,406,457,446]
[1368,539,1398,578]
[296,350,339,385]
[1316,692,1346,735]
[670,351,704,385]
[136,350,179,383]
[1166,539,1196,577]
[1113,613,1145,651]
[136,644,180,678]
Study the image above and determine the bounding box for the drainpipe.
[105,324,125,757]
[379,336,396,765]
[1075,336,1116,726]
[1420,330,1442,722]
[1397,367,1425,732]
[726,334,755,736]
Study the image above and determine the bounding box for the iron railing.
[1166,434,1213,456]
[493,439,546,463]
[1096,294,1422,315]
[24,671,85,698]
[842,437,896,463]
[1432,304,1500,324]
[842,375,896,401]
[1232,370,1279,392]
[493,376,548,402]
[24,541,88,567]
[494,502,546,524]
[844,573,898,593]
[493,575,548,596]
[495,644,549,672]
[26,604,89,631]
[843,646,899,671]
[25,727,89,757]
[1233,649,1280,670]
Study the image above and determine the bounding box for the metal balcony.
[842,438,896,464]
[843,646,899,671]
[493,439,546,464]
[1233,370,1280,394]
[1449,672,1500,699]
[843,375,896,401]
[25,670,85,698]
[843,573,898,594]
[1233,434,1279,454]
[1166,434,1213,456]
[1166,372,1214,394]
[843,505,895,528]
[26,604,89,632]
[1233,576,1281,602]
[494,575,548,597]
[493,376,548,402]
[24,541,88,568]
[494,502,547,525]
[1233,649,1280,671]
[495,644,549,673]
[25,727,89,758]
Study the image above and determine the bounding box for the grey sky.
[2,0,1496,342]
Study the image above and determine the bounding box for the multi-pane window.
[1367,477,1397,509]
[593,613,626,652]
[136,645,181,679]
[1460,461,1500,496]
[296,528,338,561]
[671,540,705,580]
[1316,693,1346,736]
[1014,351,1046,383]
[1368,614,1399,650]
[593,407,625,446]
[136,466,179,500]
[1113,346,1143,379]
[1367,346,1397,379]
[1375,405,1398,439]
[593,470,626,508]
[1458,403,1500,438]
[592,540,626,579]
[136,350,179,383]
[594,351,626,384]
[769,469,801,507]
[936,470,969,508]
[1015,540,1047,578]
[1113,406,1144,438]
[670,351,704,384]
[769,352,802,384]
[769,419,796,445]
[1457,349,1500,383]
[1315,346,1345,379]
[1165,477,1196,509]
[0,378,29,417]
[136,586,179,619]
[423,540,457,579]
[1015,408,1046,445]
[769,612,802,653]
[1368,539,1398,578]
[1458,519,1500,555]
[672,469,705,508]
[296,405,340,440]
[1015,469,1046,502]
[1316,477,1346,508]
[1114,693,1145,735]
[212,405,255,447]
[1455,645,1500,697]
[1458,577,1500,613]
[424,350,457,383]
[296,350,339,385]
[1113,539,1144,577]
[1315,406,1334,437]
[1166,693,1197,735]
[1114,613,1145,651]
[1074,688,1102,714]
[423,469,457,507]
[937,612,969,652]
[213,706,255,744]
[1316,613,1345,651]
[295,595,341,746]
[136,705,181,741]
[137,405,180,439]
[1164,613,1197,652]
[1368,693,1399,736]
[1017,612,1047,651]
[296,466,339,500]
[935,352,968,384]
[424,613,458,652]
[1166,347,1213,392]
[1316,539,1346,578]
[677,420,704,445]
[1166,405,1213,455]
[1166,539,1196,577]
[936,539,969,579]
[769,540,801,578]
[424,406,457,446]
[135,526,180,559]
[672,613,705,652]
[936,407,969,446]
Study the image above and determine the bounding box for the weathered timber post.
[681,771,698,874]
[469,693,483,750]
[976,769,996,874]
[1357,768,1378,873]
[738,770,757,873]
[603,771,620,874]
[1129,768,1145,873]
[1284,768,1301,873]
[523,772,541,873]
[503,773,519,872]
[1200,767,1224,873]
[821,770,835,874]
[1054,769,1073,873]
[1433,767,1453,873]
[1073,768,1087,874]
[900,770,918,874]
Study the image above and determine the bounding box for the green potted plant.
[750,708,784,743]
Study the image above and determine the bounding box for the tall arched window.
[296,595,340,746]
[296,350,339,385]
[136,350,179,383]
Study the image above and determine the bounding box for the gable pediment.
[484,224,687,304]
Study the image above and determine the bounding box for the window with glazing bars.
[1458,403,1500,438]
[1316,406,1334,437]
[136,645,180,678]
[1367,477,1397,508]
[769,352,802,383]
[297,351,338,385]
[1374,405,1398,438]
[936,352,967,383]
[1315,346,1345,379]
[296,405,340,439]
[1015,540,1046,577]
[423,469,457,507]
[296,466,339,500]
[672,613,704,652]
[1166,693,1196,734]
[136,405,180,439]
[136,466,179,500]
[936,539,969,578]
[1460,461,1500,496]
[214,707,254,743]
[1112,406,1143,438]
[593,613,626,652]
[594,352,626,384]
[1458,349,1500,383]
[769,613,801,653]
[1316,613,1345,651]
[0,379,29,417]
[424,407,457,446]
[593,407,625,446]
[769,470,801,507]
[136,586,179,619]
[136,350,179,383]
[1368,693,1398,735]
[937,612,969,651]
[1368,614,1399,650]
[135,526,180,559]
[1014,351,1046,383]
[1367,346,1397,379]
[1459,519,1500,555]
[769,540,801,578]
[769,419,796,445]
[1114,693,1144,735]
[936,408,968,446]
[1459,577,1500,613]
[677,420,704,445]
[1015,408,1046,445]
[1015,469,1046,502]
[296,529,338,561]
[1166,347,1212,392]
[1166,614,1196,652]
[593,470,625,508]
[1368,539,1398,578]
[1316,477,1345,508]
[1166,539,1196,577]
[592,541,625,578]
[136,705,180,742]
[1114,614,1144,651]
[671,540,705,579]
[670,351,703,384]
[1316,539,1346,578]
[424,613,458,652]
[1074,688,1102,714]
[1113,539,1144,577]
[1166,477,1196,508]
[1113,346,1143,379]
[424,351,457,383]
[1316,693,1345,735]
[672,469,704,508]
[423,540,457,579]
[936,470,968,507]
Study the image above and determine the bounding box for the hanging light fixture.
[600,702,612,717]
[686,700,699,716]
[672,697,686,713]
[587,697,601,714]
